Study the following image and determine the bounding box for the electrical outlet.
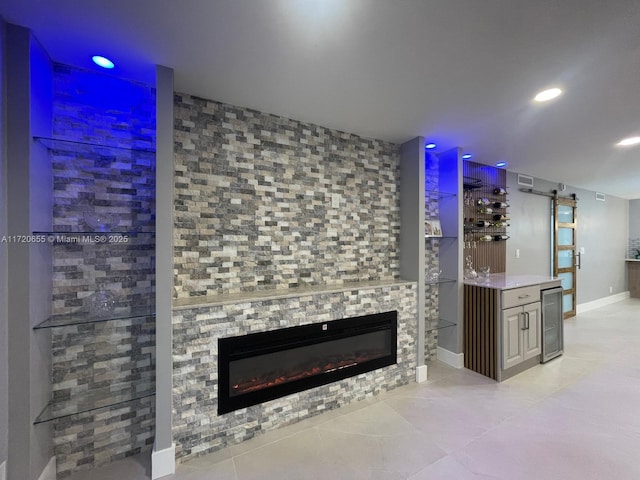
[515,249,520,259]
[609,286,613,294]
[580,247,585,255]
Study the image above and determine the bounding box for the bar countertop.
[464,273,561,291]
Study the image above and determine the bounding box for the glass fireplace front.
[218,311,397,414]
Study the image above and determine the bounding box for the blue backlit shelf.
[33,136,155,157]
[32,231,155,245]
[425,191,457,200]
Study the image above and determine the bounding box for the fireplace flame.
[231,351,384,395]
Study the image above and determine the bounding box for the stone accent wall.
[173,94,401,298]
[53,395,155,479]
[51,64,156,314]
[172,283,416,462]
[424,153,440,361]
[48,64,156,478]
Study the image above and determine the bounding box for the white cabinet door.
[523,301,541,360]
[502,306,524,369]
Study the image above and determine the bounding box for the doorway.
[553,196,578,318]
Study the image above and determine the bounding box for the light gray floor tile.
[65,299,640,480]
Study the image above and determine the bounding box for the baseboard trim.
[415,365,428,383]
[152,442,176,479]
[576,291,630,314]
[38,457,56,480]
[437,346,464,368]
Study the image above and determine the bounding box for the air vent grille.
[517,174,534,187]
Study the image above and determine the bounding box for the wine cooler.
[541,286,564,362]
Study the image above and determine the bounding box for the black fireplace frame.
[217,311,397,414]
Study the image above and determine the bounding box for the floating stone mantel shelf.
[172,279,417,309]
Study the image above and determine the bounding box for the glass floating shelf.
[34,305,155,329]
[425,191,457,199]
[34,379,155,424]
[33,136,155,157]
[463,176,483,190]
[425,277,457,285]
[426,318,457,333]
[32,231,155,245]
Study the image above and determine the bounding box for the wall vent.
[517,174,534,187]
[595,192,606,202]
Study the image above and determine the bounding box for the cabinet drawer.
[501,285,540,309]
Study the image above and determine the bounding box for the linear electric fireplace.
[218,311,398,414]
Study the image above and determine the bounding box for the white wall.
[630,199,640,239]
[504,173,553,277]
[6,23,53,480]
[506,172,628,304]
[28,32,54,480]
[0,16,9,475]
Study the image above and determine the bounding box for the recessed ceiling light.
[425,143,437,150]
[495,162,507,168]
[534,88,562,102]
[616,136,640,147]
[92,55,114,69]
[462,154,473,159]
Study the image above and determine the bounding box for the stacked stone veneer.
[52,64,156,314]
[173,93,401,298]
[170,94,445,461]
[52,319,155,478]
[172,283,417,461]
[49,65,156,478]
[424,153,441,361]
[629,238,640,259]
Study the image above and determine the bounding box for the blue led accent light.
[92,55,115,69]
[425,143,437,149]
[496,161,507,168]
[462,153,473,159]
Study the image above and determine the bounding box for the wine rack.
[462,161,508,273]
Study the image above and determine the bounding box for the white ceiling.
[3,0,640,198]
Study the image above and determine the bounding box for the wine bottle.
[493,235,510,241]
[493,187,507,195]
[493,214,509,221]
[478,207,493,214]
[479,235,493,242]
[491,221,510,228]
[476,220,491,228]
[493,202,509,208]
[477,198,490,206]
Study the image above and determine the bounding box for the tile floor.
[68,298,640,480]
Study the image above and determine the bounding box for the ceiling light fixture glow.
[495,162,507,168]
[534,87,562,102]
[616,136,640,147]
[92,55,114,69]
[462,154,473,159]
[425,143,437,149]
